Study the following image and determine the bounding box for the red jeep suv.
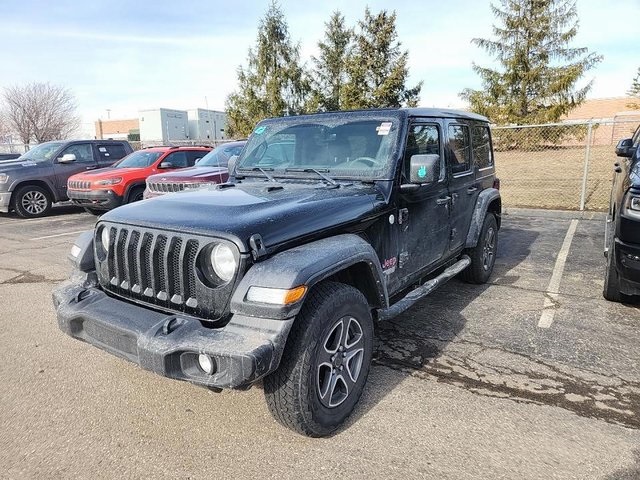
[67,146,211,214]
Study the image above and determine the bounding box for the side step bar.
[376,255,471,321]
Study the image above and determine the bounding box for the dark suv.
[603,125,640,302]
[0,140,132,218]
[53,109,501,436]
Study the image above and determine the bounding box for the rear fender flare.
[230,234,388,320]
[465,188,501,248]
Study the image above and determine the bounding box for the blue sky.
[1,0,638,136]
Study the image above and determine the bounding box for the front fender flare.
[230,234,388,320]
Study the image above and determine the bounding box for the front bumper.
[53,273,294,389]
[68,189,123,211]
[0,191,11,213]
[614,238,640,296]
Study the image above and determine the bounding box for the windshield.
[19,142,65,162]
[236,114,400,180]
[114,150,162,168]
[198,142,246,167]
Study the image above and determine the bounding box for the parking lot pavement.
[1,208,639,479]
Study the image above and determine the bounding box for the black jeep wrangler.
[603,125,640,302]
[53,108,501,436]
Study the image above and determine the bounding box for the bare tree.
[2,82,80,144]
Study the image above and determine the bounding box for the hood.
[147,166,228,182]
[0,159,46,172]
[72,166,150,180]
[103,181,386,253]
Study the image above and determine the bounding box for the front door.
[53,143,98,198]
[396,121,451,287]
[445,122,480,252]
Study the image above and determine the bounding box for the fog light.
[198,354,215,375]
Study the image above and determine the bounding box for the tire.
[461,213,498,284]
[13,185,52,218]
[603,238,623,302]
[264,281,374,437]
[127,186,145,204]
[83,207,103,216]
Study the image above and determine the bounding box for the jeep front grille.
[68,180,91,190]
[96,223,227,320]
[147,182,202,194]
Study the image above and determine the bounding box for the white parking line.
[538,219,579,328]
[29,230,87,241]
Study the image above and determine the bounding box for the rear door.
[445,121,480,252]
[95,143,128,167]
[53,143,98,199]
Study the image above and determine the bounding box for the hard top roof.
[259,107,489,124]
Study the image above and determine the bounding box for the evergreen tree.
[461,0,602,125]
[627,67,640,109]
[341,8,422,110]
[309,11,352,112]
[225,2,309,137]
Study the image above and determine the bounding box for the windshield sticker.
[376,122,392,135]
[418,165,427,178]
[254,126,266,135]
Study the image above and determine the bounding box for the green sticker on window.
[254,126,266,135]
[418,165,427,178]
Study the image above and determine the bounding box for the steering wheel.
[346,156,383,167]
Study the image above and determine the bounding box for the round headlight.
[210,244,237,282]
[101,227,110,253]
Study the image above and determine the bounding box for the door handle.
[436,196,451,205]
[85,166,97,170]
[467,187,478,194]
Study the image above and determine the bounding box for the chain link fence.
[2,120,639,212]
[494,119,639,211]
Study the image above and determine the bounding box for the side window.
[60,143,94,163]
[447,125,471,174]
[187,151,207,166]
[163,151,188,168]
[403,124,441,180]
[97,144,127,161]
[632,126,640,147]
[472,125,493,169]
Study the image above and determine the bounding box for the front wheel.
[603,239,623,302]
[264,282,374,437]
[13,185,52,218]
[461,213,498,284]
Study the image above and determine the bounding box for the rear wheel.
[13,185,52,218]
[264,282,374,437]
[461,213,498,284]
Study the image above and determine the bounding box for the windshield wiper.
[285,167,337,186]
[254,167,277,183]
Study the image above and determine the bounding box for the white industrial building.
[138,108,228,143]
[139,108,189,143]
[187,109,227,141]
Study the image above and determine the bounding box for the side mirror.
[58,153,76,163]
[615,138,635,158]
[159,161,174,169]
[408,154,440,184]
[227,155,239,176]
